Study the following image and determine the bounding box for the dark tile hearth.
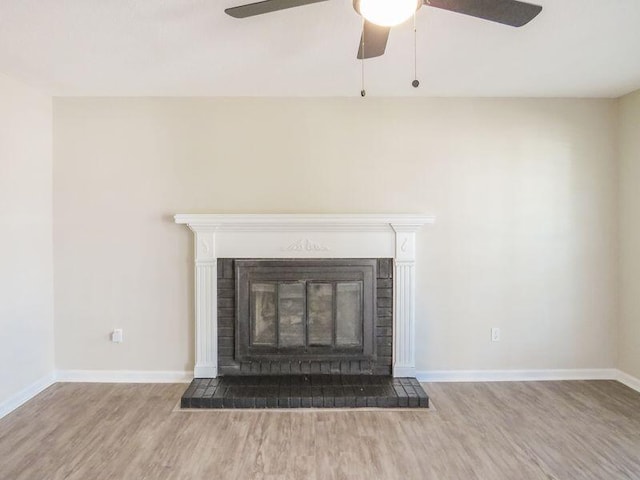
[181,375,429,409]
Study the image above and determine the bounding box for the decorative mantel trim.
[175,213,435,378]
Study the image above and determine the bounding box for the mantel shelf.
[174,213,435,233]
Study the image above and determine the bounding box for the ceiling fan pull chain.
[361,18,366,97]
[412,12,420,88]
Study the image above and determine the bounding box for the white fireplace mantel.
[175,213,435,378]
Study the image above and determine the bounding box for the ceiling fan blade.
[357,21,391,59]
[225,0,328,18]
[424,0,542,27]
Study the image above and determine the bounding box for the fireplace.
[174,214,435,379]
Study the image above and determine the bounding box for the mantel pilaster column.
[191,226,218,378]
[391,224,419,378]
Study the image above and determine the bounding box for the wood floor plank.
[0,380,638,480]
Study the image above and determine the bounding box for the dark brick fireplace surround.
[218,258,394,376]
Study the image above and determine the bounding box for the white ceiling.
[0,0,639,97]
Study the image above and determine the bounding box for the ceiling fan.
[224,0,543,59]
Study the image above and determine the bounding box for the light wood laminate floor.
[0,380,639,479]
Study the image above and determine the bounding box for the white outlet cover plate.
[491,328,500,342]
[112,329,123,343]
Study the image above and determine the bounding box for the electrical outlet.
[491,327,500,342]
[111,328,123,343]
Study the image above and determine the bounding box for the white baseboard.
[416,368,619,383]
[616,370,640,393]
[53,368,639,392]
[55,369,193,383]
[0,373,56,420]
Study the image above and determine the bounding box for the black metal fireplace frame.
[235,259,377,363]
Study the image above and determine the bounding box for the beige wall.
[0,74,54,407]
[52,97,619,373]
[619,89,640,379]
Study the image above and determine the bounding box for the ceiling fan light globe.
[359,0,420,27]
